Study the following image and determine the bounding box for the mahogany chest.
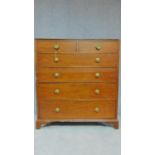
[35,39,120,129]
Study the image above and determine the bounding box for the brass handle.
[55,107,60,113]
[95,89,100,94]
[94,107,100,113]
[95,57,101,63]
[95,45,102,50]
[54,89,60,94]
[95,73,100,78]
[53,73,60,78]
[53,44,60,50]
[53,57,59,63]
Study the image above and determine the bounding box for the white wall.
[34,0,121,39]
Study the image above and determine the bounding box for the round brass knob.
[95,73,100,78]
[94,107,100,113]
[95,57,101,63]
[53,57,59,63]
[95,89,100,94]
[53,72,60,78]
[55,107,60,113]
[54,89,60,94]
[53,44,60,50]
[95,45,102,50]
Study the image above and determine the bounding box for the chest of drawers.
[35,39,120,129]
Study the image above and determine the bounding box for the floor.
[34,120,121,155]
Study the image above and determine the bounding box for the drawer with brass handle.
[53,44,60,50]
[37,83,117,100]
[35,39,77,53]
[95,57,101,63]
[54,89,60,95]
[95,72,101,78]
[37,53,118,67]
[39,100,116,119]
[94,107,100,113]
[53,57,59,63]
[37,68,117,83]
[95,89,101,95]
[79,40,119,53]
[53,72,60,78]
[55,107,61,113]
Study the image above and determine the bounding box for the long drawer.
[39,100,116,119]
[37,83,117,100]
[37,53,118,67]
[37,68,117,83]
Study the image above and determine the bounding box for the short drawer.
[39,100,116,119]
[79,40,119,53]
[37,83,117,100]
[36,40,77,53]
[37,53,118,67]
[37,68,117,83]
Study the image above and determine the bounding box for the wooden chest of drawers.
[35,39,120,129]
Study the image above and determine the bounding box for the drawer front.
[36,40,77,53]
[37,53,118,67]
[79,40,119,53]
[37,68,117,83]
[39,100,116,119]
[37,83,117,100]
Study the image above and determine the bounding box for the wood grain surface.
[37,83,117,100]
[35,39,120,129]
[39,100,116,119]
[37,53,118,67]
[37,67,117,83]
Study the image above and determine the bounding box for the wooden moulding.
[36,119,119,129]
